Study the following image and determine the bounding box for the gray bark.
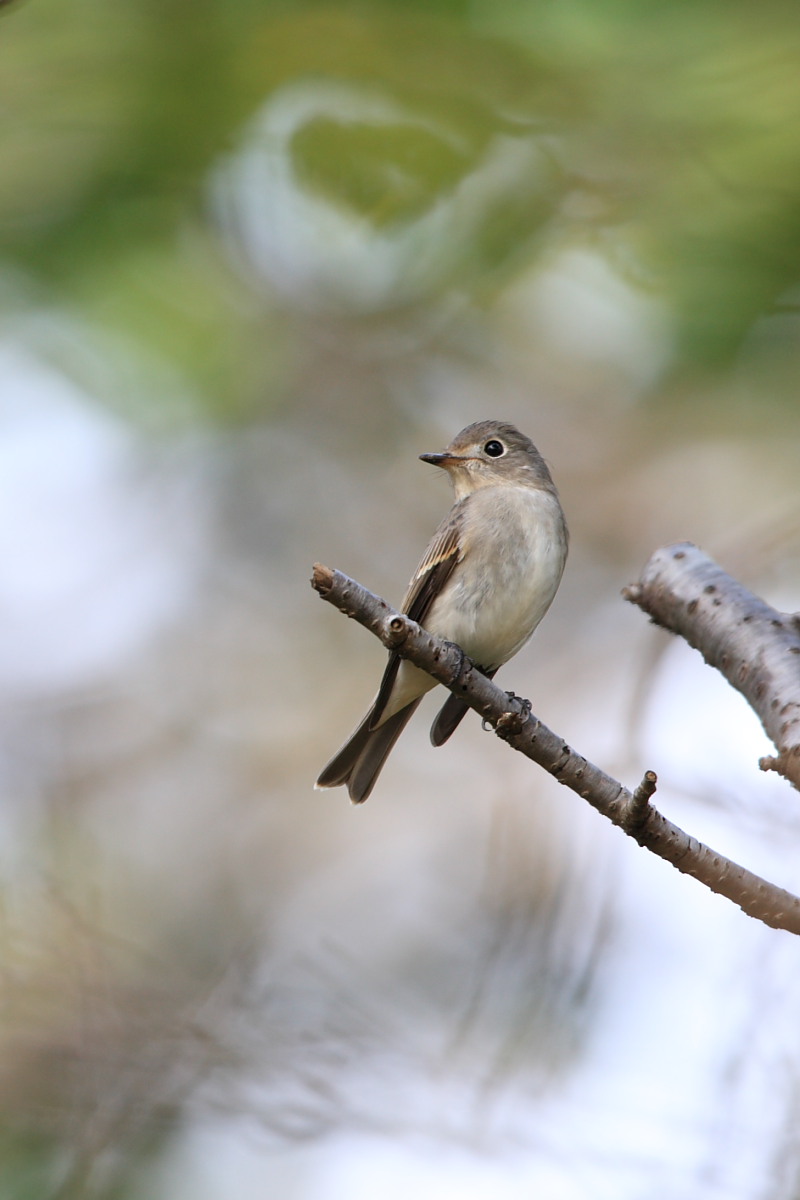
[312,555,800,936]
[624,541,800,791]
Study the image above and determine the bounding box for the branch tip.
[311,563,334,595]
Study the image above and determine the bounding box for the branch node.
[550,744,573,779]
[385,615,411,647]
[495,711,520,738]
[760,749,800,782]
[621,769,658,833]
[494,693,533,740]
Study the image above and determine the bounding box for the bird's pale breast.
[426,484,566,670]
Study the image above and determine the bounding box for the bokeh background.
[2,0,800,1196]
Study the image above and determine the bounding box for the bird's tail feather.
[316,699,422,804]
[429,668,497,747]
[429,694,471,747]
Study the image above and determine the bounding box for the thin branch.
[624,541,800,791]
[312,563,800,936]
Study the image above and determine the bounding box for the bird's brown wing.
[369,505,465,728]
[402,507,464,624]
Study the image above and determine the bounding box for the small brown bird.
[316,420,568,803]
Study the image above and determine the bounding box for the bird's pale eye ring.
[483,439,505,458]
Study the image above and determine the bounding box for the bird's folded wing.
[370,506,465,727]
[402,506,464,624]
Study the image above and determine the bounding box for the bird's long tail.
[315,699,422,804]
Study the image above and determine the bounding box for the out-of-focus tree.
[1,1,800,1197]
[1,0,799,413]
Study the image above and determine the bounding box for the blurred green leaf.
[293,119,475,228]
[0,0,799,403]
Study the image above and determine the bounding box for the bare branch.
[624,542,800,791]
[312,563,800,936]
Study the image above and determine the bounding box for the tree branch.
[623,542,800,791]
[312,562,800,936]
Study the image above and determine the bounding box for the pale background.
[1,2,799,1196]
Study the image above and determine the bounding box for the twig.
[622,770,658,834]
[312,563,800,936]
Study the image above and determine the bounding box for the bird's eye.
[483,439,505,458]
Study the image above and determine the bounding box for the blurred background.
[1,0,800,1196]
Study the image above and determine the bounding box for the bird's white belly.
[426,486,566,670]
[380,484,566,721]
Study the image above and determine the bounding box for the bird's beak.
[419,451,463,469]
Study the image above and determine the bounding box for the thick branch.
[624,542,800,791]
[312,563,800,936]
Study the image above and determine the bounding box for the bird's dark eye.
[483,439,505,458]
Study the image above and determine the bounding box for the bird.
[315,420,568,803]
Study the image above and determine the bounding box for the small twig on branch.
[312,562,800,936]
[621,770,659,835]
[624,541,800,791]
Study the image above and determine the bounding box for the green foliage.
[0,1132,58,1200]
[1,0,799,416]
[293,118,474,227]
